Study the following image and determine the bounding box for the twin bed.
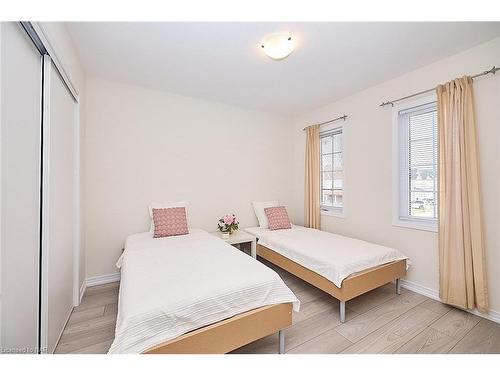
[109,229,299,354]
[246,225,408,323]
[109,210,408,354]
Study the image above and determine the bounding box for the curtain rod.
[379,65,498,107]
[302,114,347,131]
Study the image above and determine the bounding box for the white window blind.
[320,127,343,213]
[397,101,438,227]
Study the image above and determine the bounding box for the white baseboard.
[85,272,121,287]
[473,307,500,324]
[79,280,87,304]
[399,279,439,300]
[400,278,500,324]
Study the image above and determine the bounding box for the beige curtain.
[437,76,488,312]
[305,125,321,229]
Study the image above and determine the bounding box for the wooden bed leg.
[278,330,285,354]
[339,301,346,323]
[396,278,401,295]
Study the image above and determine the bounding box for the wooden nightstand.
[210,230,257,258]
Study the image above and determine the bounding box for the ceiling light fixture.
[260,34,294,60]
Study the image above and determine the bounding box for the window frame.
[392,94,438,232]
[319,123,344,218]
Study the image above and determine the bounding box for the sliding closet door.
[41,59,77,353]
[0,22,43,352]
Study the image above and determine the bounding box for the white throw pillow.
[252,201,279,228]
[148,200,189,232]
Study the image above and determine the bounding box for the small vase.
[222,232,230,239]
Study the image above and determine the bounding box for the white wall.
[84,77,294,278]
[290,37,500,314]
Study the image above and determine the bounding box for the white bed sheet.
[246,225,408,288]
[109,229,299,354]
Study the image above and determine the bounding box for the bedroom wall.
[83,77,293,278]
[289,37,500,316]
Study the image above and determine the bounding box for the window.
[393,97,438,231]
[320,127,343,215]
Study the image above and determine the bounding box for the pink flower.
[223,215,233,225]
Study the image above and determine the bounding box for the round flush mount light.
[260,34,294,60]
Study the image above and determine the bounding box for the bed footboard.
[257,244,407,323]
[144,303,292,354]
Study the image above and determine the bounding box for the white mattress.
[246,225,408,288]
[109,229,299,354]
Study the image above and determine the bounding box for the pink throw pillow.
[264,206,292,231]
[152,207,189,238]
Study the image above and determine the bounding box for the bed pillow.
[264,206,292,230]
[252,200,279,228]
[152,207,189,238]
[148,200,189,232]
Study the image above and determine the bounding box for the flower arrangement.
[218,214,239,236]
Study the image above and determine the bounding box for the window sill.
[321,209,345,218]
[393,219,437,233]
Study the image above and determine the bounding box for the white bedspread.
[246,225,408,289]
[109,229,299,354]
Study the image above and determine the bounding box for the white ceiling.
[66,22,500,116]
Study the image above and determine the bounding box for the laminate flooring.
[55,259,500,354]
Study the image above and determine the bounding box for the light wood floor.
[55,258,500,354]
